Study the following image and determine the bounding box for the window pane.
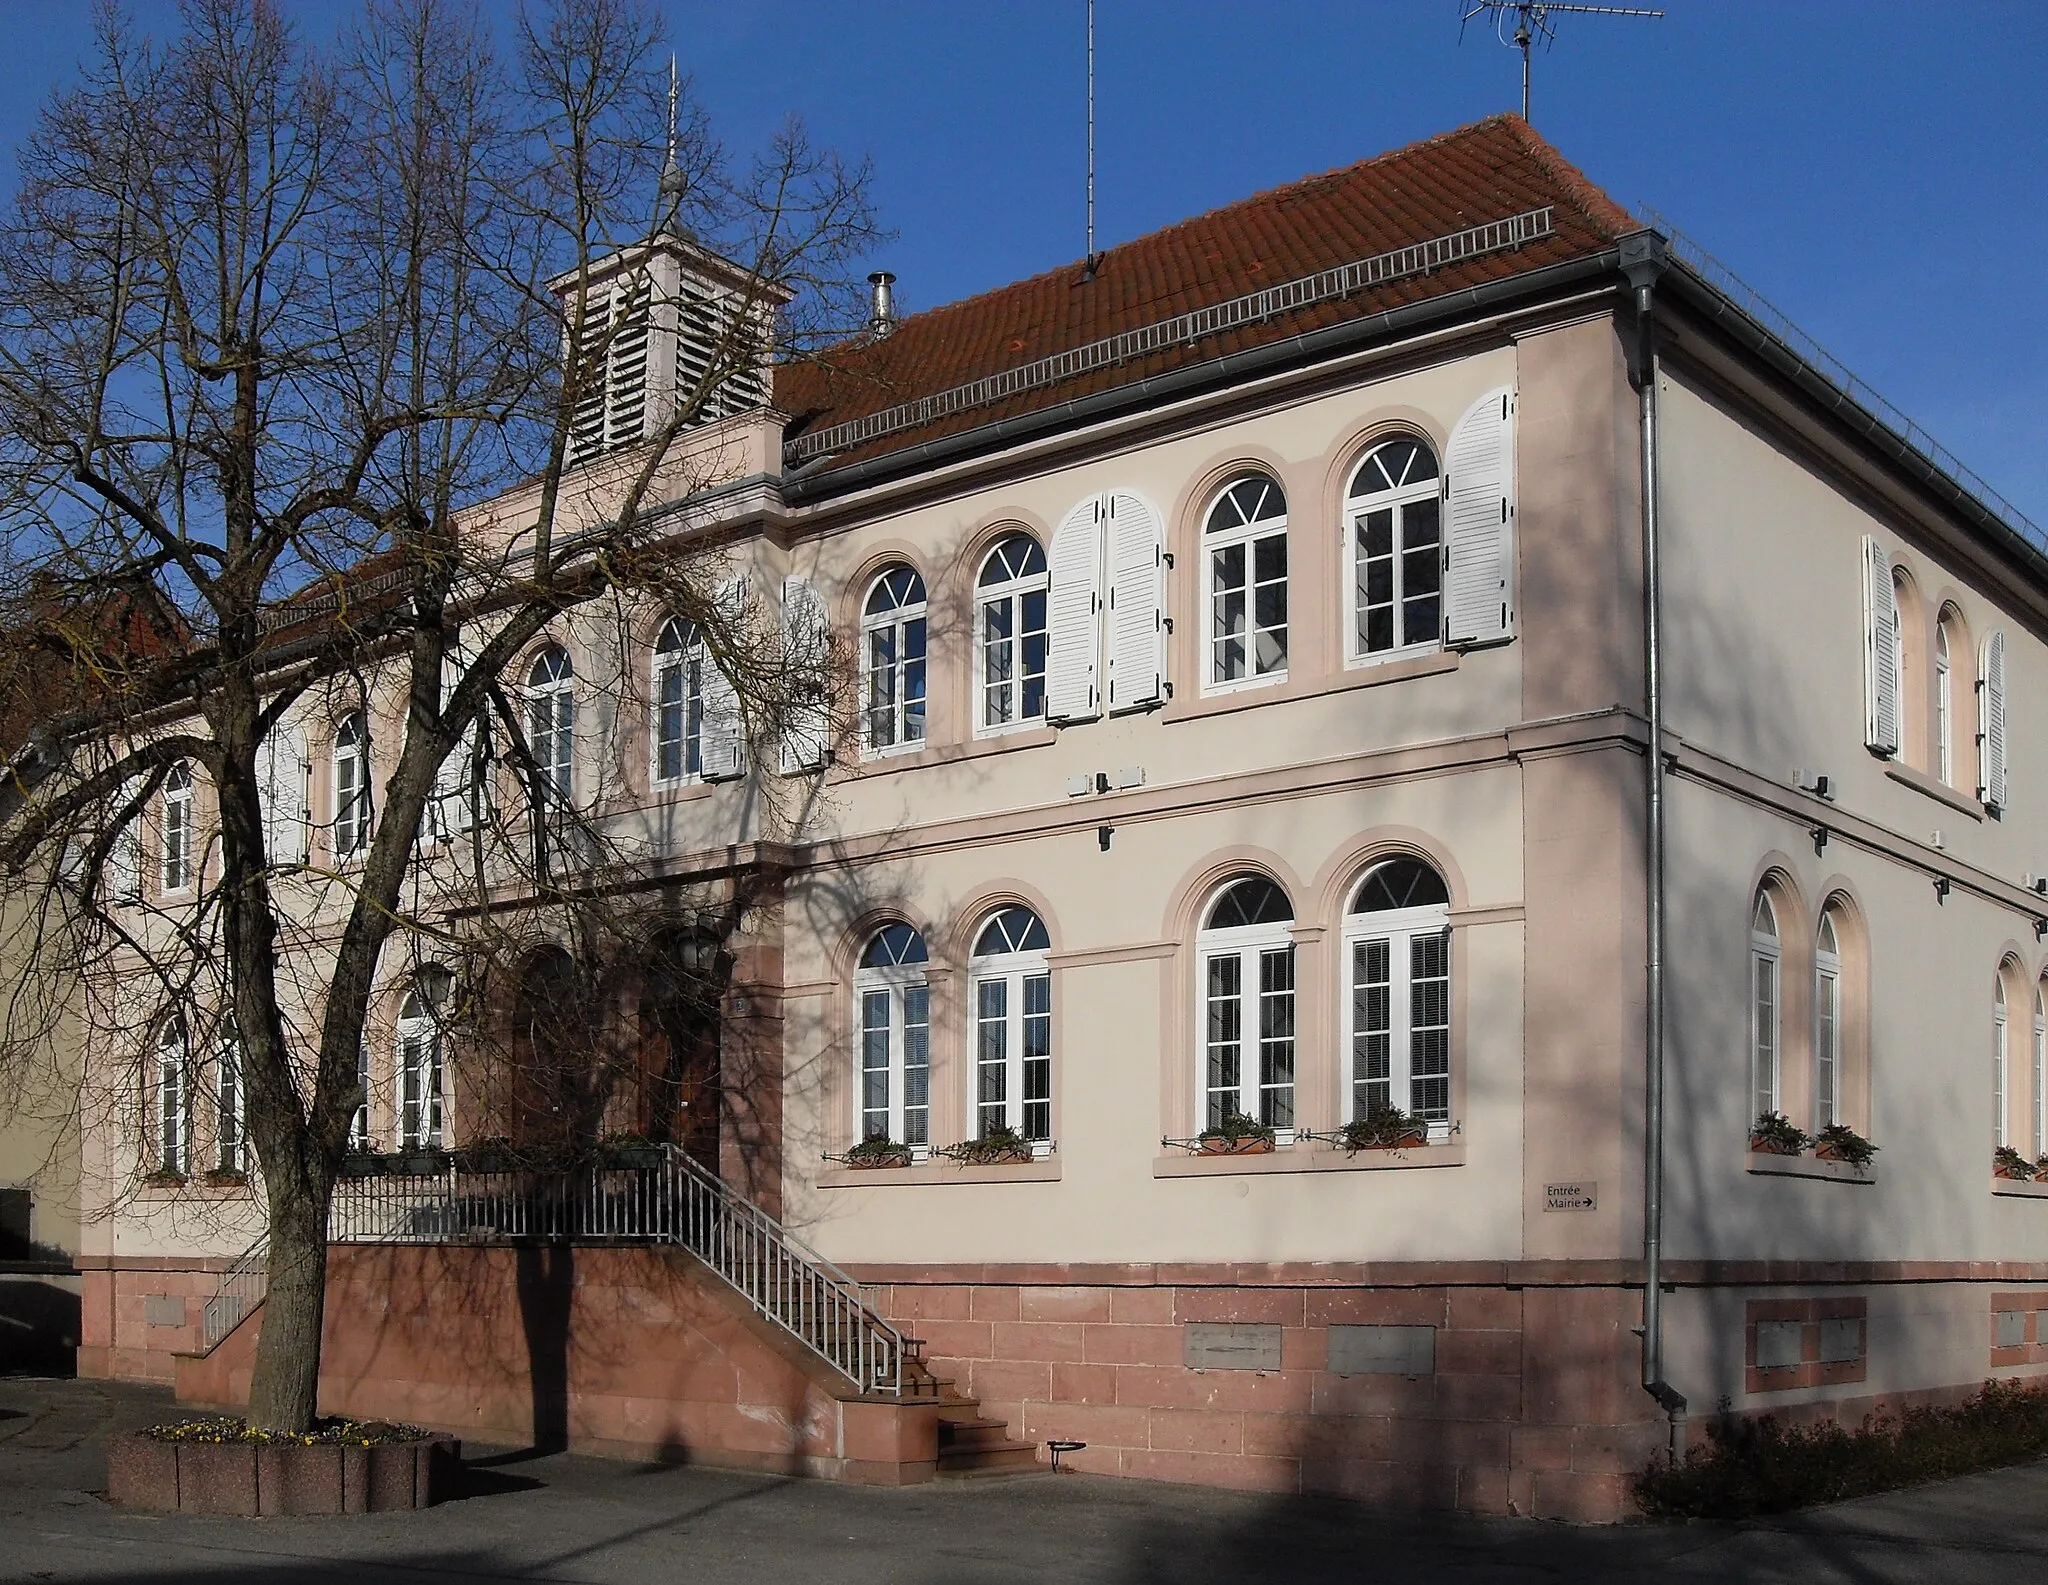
[1353,938,1392,1119]
[1258,946,1296,1128]
[1815,967,1839,1128]
[1753,953,1779,1118]
[1205,953,1242,1129]
[977,977,1008,1135]
[656,658,685,781]
[861,990,891,1137]
[1023,972,1052,1140]
[1409,932,1451,1121]
[903,984,930,1144]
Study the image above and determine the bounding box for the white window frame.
[854,926,931,1145]
[969,908,1053,1140]
[161,761,194,894]
[1196,880,1297,1131]
[2035,987,2046,1162]
[1995,976,2010,1151]
[651,617,705,787]
[1935,618,1955,787]
[332,714,370,858]
[976,536,1049,735]
[861,567,927,756]
[1814,913,1841,1131]
[1346,435,1444,667]
[215,1032,244,1175]
[525,646,576,811]
[349,1034,372,1150]
[1343,869,1453,1137]
[396,991,444,1151]
[156,1018,188,1177]
[1750,894,1781,1121]
[1201,475,1289,694]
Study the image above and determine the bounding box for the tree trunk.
[243,1178,330,1433]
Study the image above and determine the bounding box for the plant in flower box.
[1750,1112,1808,1157]
[843,1134,914,1169]
[1812,1124,1877,1168]
[942,1124,1037,1166]
[1994,1145,2035,1181]
[1339,1102,1430,1153]
[1198,1110,1276,1156]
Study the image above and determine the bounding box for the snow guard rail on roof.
[787,206,1557,465]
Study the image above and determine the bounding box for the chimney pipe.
[867,271,897,339]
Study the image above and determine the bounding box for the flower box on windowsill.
[1199,1135,1274,1157]
[1746,1151,1873,1184]
[1155,1139,1464,1178]
[1992,1175,2048,1199]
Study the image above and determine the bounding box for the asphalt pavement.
[5,1374,2048,1583]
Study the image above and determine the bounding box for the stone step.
[936,1440,1044,1477]
[938,1417,1021,1450]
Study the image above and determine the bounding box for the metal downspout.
[1621,231,1688,1456]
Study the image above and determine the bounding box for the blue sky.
[2,1,2042,525]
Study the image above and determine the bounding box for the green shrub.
[1636,1381,2048,1518]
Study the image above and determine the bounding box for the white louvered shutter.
[432,634,488,838]
[107,778,142,903]
[1046,496,1105,723]
[1443,385,1516,647]
[1979,629,2008,811]
[779,575,832,772]
[1105,491,1168,713]
[1862,536,1900,757]
[258,724,310,865]
[699,575,747,781]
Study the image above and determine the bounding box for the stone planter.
[108,1429,461,1515]
[1749,1137,1802,1157]
[845,1152,913,1170]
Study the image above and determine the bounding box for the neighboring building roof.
[774,114,1632,471]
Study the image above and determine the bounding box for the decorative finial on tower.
[657,55,685,233]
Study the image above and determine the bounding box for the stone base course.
[107,1429,460,1515]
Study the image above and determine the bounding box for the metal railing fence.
[198,1234,270,1355]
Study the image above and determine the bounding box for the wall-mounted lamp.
[1094,772,1112,795]
[1811,826,1829,857]
[2036,919,2047,942]
[1795,769,1834,801]
[1098,825,1114,852]
[1934,876,1951,904]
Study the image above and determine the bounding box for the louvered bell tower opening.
[557,239,785,469]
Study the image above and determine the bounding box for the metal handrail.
[787,207,1557,463]
[326,1148,909,1398]
[198,1233,269,1355]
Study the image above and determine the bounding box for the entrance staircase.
[185,1146,1040,1480]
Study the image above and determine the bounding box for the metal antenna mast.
[1459,2,1663,123]
[1086,0,1097,272]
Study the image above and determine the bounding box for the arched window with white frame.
[155,1016,188,1177]
[216,1029,244,1175]
[1203,474,1288,689]
[1347,435,1442,661]
[1813,910,1842,1130]
[1994,971,2012,1150]
[161,761,194,892]
[1750,892,1781,1122]
[977,535,1048,731]
[652,617,704,785]
[970,906,1052,1141]
[1197,876,1296,1131]
[525,645,576,809]
[332,713,370,857]
[1935,616,1955,786]
[855,923,930,1145]
[862,567,927,753]
[396,988,444,1151]
[1345,857,1453,1133]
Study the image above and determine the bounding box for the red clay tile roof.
[774,115,1634,469]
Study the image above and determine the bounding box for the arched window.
[970,906,1052,1140]
[161,761,194,892]
[1750,892,1781,1122]
[855,923,930,1145]
[1935,617,1955,786]
[1995,972,2011,1151]
[1346,858,1452,1129]
[1813,911,1841,1129]
[525,645,576,808]
[1203,474,1288,688]
[332,714,370,857]
[862,566,927,753]
[977,535,1048,730]
[652,617,704,785]
[215,1028,244,1175]
[1197,876,1295,1130]
[156,1016,188,1177]
[396,986,445,1151]
[1347,436,1441,661]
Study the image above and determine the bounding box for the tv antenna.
[1460,3,1663,123]
[1086,0,1098,274]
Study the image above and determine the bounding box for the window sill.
[1885,762,1985,821]
[1992,1176,2048,1199]
[844,726,1058,777]
[1198,671,1290,702]
[1161,649,1459,726]
[1153,1141,1465,1177]
[1746,1151,1875,1184]
[817,1157,1062,1189]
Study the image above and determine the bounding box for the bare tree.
[0,0,873,1431]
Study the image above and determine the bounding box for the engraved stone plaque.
[1183,1322,1282,1371]
[1327,1324,1436,1377]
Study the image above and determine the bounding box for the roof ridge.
[1493,112,1636,237]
